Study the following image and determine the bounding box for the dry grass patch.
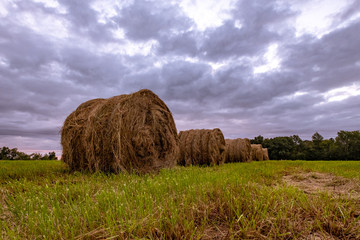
[283,171,360,198]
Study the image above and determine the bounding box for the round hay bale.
[61,89,179,174]
[251,144,264,161]
[178,128,225,166]
[61,98,106,171]
[225,138,252,163]
[262,148,269,160]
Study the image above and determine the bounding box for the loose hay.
[251,144,264,161]
[61,89,179,174]
[262,148,269,160]
[224,138,252,163]
[178,129,226,166]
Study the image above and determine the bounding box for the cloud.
[116,0,193,41]
[0,25,57,70]
[60,47,130,87]
[59,0,117,42]
[0,126,59,138]
[280,19,360,93]
[333,0,360,24]
[199,0,295,61]
[0,0,359,153]
[156,30,198,56]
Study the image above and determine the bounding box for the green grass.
[1,160,360,239]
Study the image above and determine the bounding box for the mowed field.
[1,161,360,239]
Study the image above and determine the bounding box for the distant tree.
[291,135,303,146]
[327,138,338,160]
[251,135,264,144]
[263,137,296,160]
[0,146,11,160]
[9,148,19,160]
[311,132,324,159]
[30,153,42,160]
[39,152,57,160]
[17,151,31,160]
[291,135,305,159]
[251,131,360,161]
[0,147,57,160]
[335,130,360,160]
[301,140,314,160]
[312,132,324,144]
[321,138,335,160]
[48,151,57,160]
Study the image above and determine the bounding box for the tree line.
[251,130,360,160]
[0,147,58,160]
[2,130,359,161]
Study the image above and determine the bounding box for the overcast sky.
[0,0,359,156]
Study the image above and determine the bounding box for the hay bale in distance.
[225,138,252,163]
[251,144,264,161]
[61,89,179,174]
[178,128,226,166]
[262,148,269,160]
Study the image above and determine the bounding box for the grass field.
[1,160,360,239]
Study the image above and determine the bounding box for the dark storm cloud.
[200,0,295,61]
[60,0,117,42]
[0,0,127,151]
[0,24,57,70]
[200,20,274,60]
[161,60,212,98]
[115,0,200,57]
[211,66,302,109]
[12,0,118,42]
[280,19,360,93]
[119,59,213,108]
[157,31,198,56]
[259,94,360,139]
[116,0,193,41]
[0,0,359,153]
[0,126,59,138]
[60,47,130,86]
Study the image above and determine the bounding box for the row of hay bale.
[61,89,269,174]
[177,134,269,166]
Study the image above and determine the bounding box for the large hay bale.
[262,148,269,160]
[61,89,179,174]
[251,144,264,161]
[61,98,106,171]
[178,128,225,166]
[225,138,252,163]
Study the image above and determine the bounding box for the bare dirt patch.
[283,171,360,198]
